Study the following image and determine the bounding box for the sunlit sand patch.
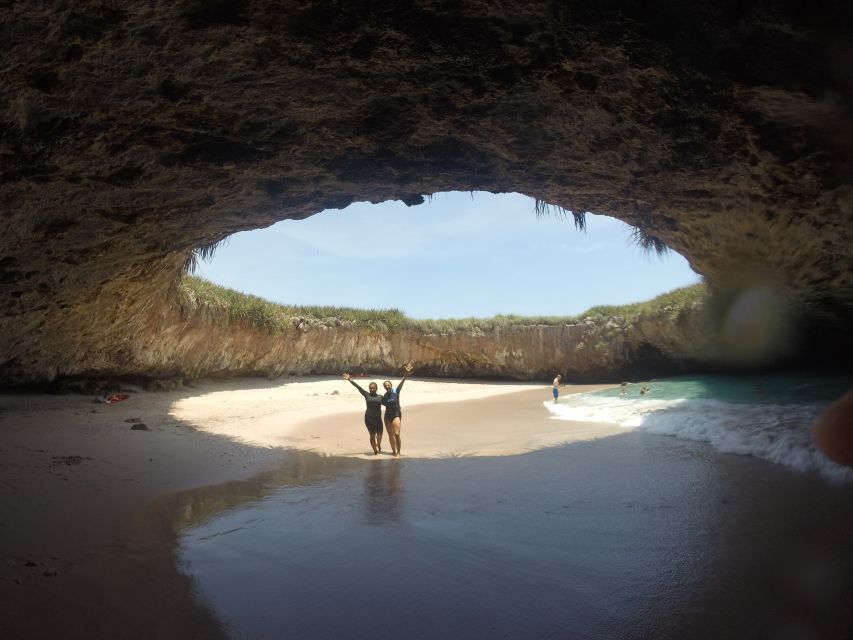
[170,377,620,459]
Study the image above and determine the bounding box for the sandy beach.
[0,376,614,638]
[3,376,853,639]
[169,377,620,458]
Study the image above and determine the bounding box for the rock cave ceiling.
[0,1,852,382]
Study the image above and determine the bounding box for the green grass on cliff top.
[178,275,706,334]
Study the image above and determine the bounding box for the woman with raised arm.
[343,373,384,455]
[382,362,414,457]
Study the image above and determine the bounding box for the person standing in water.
[382,362,414,457]
[343,373,384,455]
[552,374,562,403]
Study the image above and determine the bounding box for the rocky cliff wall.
[52,295,709,386]
[1,1,851,384]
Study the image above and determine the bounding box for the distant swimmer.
[343,373,384,455]
[382,362,413,457]
[640,385,651,396]
[552,374,562,403]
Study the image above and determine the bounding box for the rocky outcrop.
[44,291,709,385]
[1,2,851,384]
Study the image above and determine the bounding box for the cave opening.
[190,191,700,320]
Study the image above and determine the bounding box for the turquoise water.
[593,373,850,405]
[548,373,852,481]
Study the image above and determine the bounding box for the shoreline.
[1,376,612,638]
[169,377,619,458]
[289,385,624,458]
[3,375,852,638]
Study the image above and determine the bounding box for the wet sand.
[0,380,283,640]
[2,377,853,638]
[0,377,604,638]
[179,437,853,640]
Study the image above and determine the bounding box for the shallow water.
[177,434,853,639]
[594,373,848,405]
[547,373,853,481]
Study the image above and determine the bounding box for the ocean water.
[546,374,853,482]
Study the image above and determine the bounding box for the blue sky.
[195,191,700,319]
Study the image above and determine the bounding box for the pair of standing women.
[343,363,413,457]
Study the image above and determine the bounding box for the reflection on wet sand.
[171,432,853,639]
[149,450,405,535]
[149,448,362,533]
[364,460,404,524]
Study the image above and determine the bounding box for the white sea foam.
[545,394,853,482]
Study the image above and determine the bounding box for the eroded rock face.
[100,302,709,383]
[1,1,851,383]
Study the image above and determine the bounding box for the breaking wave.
[546,374,853,482]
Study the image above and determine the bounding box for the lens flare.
[722,286,793,364]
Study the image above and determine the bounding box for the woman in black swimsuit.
[343,373,384,455]
[382,362,413,457]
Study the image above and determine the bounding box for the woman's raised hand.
[404,362,414,374]
[343,373,351,381]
